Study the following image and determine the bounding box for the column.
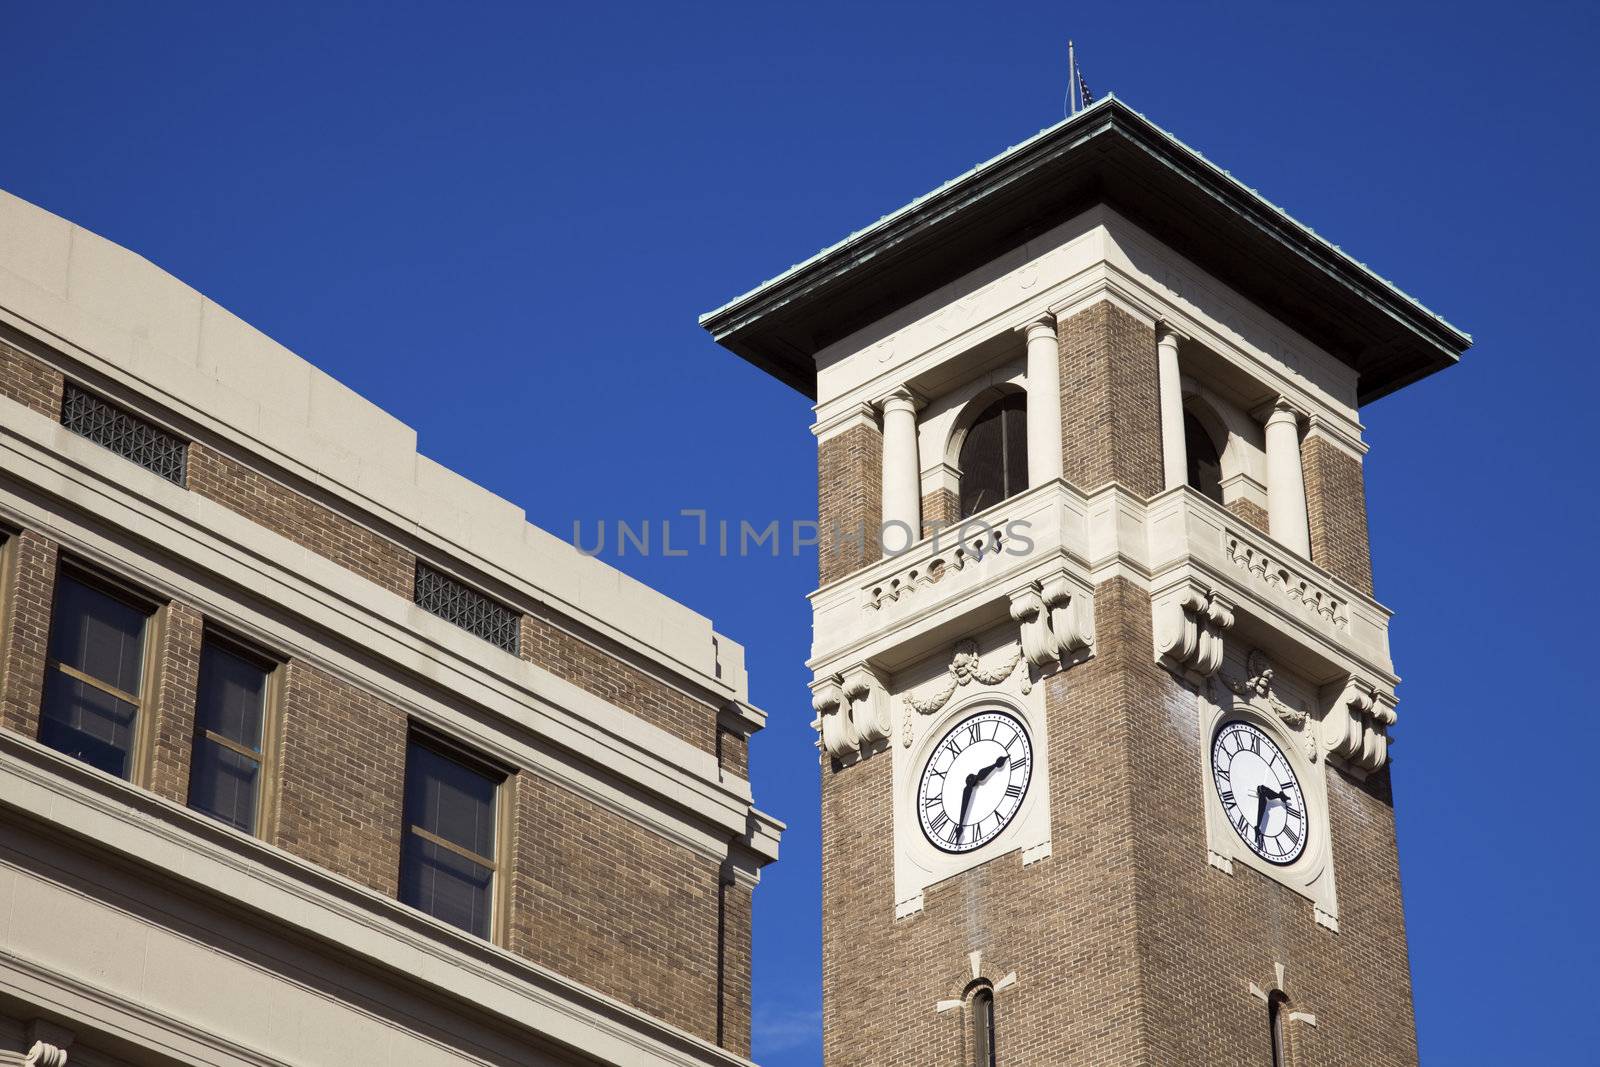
[879,387,922,548]
[1262,397,1311,556]
[1156,323,1188,490]
[1023,315,1063,486]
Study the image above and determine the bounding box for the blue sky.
[3,2,1596,1063]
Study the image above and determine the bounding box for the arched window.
[970,985,997,1067]
[1184,410,1224,504]
[959,393,1027,518]
[1267,991,1289,1067]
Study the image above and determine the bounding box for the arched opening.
[958,392,1027,518]
[969,984,997,1067]
[1267,990,1289,1067]
[1184,409,1225,504]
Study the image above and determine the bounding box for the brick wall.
[148,601,203,804]
[273,659,407,895]
[820,578,1417,1064]
[721,878,754,1056]
[0,339,64,418]
[1302,434,1375,594]
[188,444,415,598]
[509,774,726,1045]
[1228,497,1271,535]
[921,487,958,538]
[0,532,58,740]
[818,423,883,585]
[1058,301,1164,498]
[520,611,720,758]
[718,726,748,779]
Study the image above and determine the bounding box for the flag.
[1078,69,1093,108]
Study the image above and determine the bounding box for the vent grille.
[414,561,520,653]
[61,384,188,485]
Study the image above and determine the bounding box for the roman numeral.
[930,812,949,832]
[923,796,942,812]
[1284,805,1302,820]
[1219,789,1235,807]
[1005,784,1024,798]
[1234,814,1249,835]
[968,724,982,745]
[1284,826,1299,846]
[1215,767,1230,784]
[1012,757,1028,772]
[1243,734,1258,754]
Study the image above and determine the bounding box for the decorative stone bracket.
[1324,676,1397,773]
[812,664,892,760]
[1007,574,1093,670]
[1156,580,1234,680]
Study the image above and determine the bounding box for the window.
[40,570,154,778]
[414,560,520,654]
[188,635,275,834]
[1268,991,1288,1067]
[61,383,188,485]
[970,985,997,1067]
[399,737,501,938]
[1184,410,1225,504]
[959,393,1027,518]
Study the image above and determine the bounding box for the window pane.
[189,741,261,832]
[1185,411,1225,504]
[405,742,496,858]
[39,669,137,777]
[1001,396,1028,497]
[49,575,147,695]
[960,403,1005,518]
[400,834,493,938]
[194,641,267,750]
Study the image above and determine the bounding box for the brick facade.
[1228,497,1271,535]
[188,444,415,598]
[818,422,883,584]
[1058,302,1164,498]
[0,338,64,419]
[272,659,408,896]
[147,601,203,805]
[1302,434,1375,594]
[921,487,959,538]
[509,774,726,1045]
[819,578,1417,1065]
[0,531,57,740]
[520,611,721,758]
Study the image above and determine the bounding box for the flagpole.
[1068,40,1078,114]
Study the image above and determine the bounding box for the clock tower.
[703,99,1468,1065]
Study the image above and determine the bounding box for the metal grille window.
[40,571,153,778]
[414,561,519,653]
[61,383,188,485]
[188,636,274,834]
[400,737,500,938]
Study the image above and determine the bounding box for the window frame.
[40,560,164,784]
[957,391,1028,520]
[398,729,511,943]
[1268,990,1289,1067]
[968,982,997,1067]
[187,627,283,839]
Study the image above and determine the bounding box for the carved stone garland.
[900,639,1025,747]
[1219,649,1317,763]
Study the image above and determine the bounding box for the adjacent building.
[704,97,1469,1065]
[0,187,779,1066]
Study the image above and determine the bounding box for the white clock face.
[917,710,1032,854]
[1212,720,1307,865]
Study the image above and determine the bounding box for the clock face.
[917,710,1032,854]
[1211,720,1307,865]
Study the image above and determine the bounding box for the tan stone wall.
[1058,301,1164,498]
[520,611,720,757]
[0,531,57,740]
[0,338,64,418]
[1302,435,1375,594]
[272,659,408,896]
[820,578,1417,1065]
[509,774,726,1045]
[148,601,203,804]
[188,444,415,598]
[818,423,883,585]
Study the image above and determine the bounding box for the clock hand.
[956,771,980,841]
[1254,787,1268,846]
[973,753,1010,784]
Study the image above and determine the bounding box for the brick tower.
[704,99,1468,1065]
